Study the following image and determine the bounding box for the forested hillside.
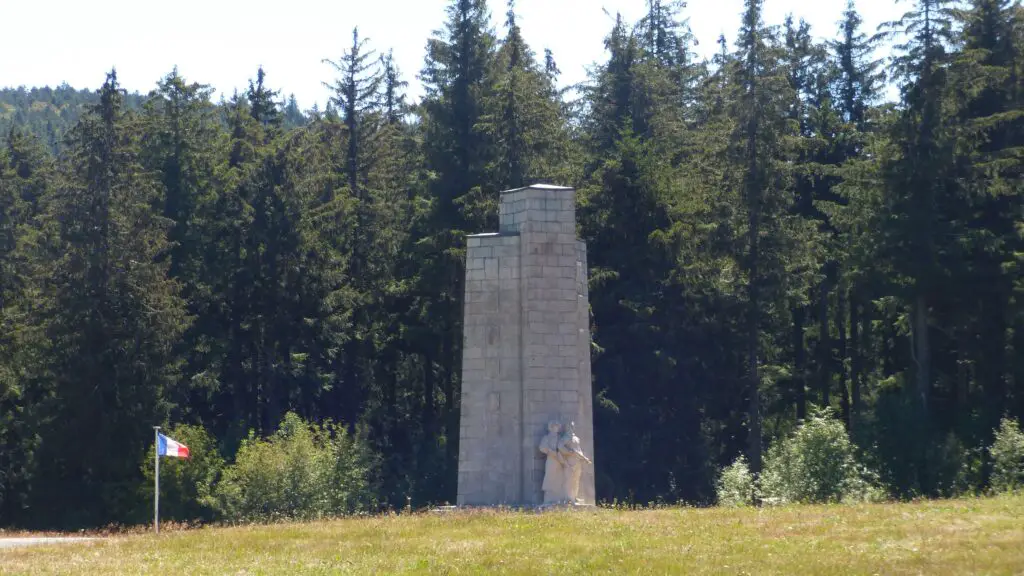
[0,85,146,154]
[0,84,306,155]
[1,0,1022,529]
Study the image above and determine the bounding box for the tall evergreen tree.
[381,50,409,125]
[878,0,957,412]
[139,70,223,421]
[833,1,884,130]
[729,0,801,473]
[247,66,282,136]
[828,0,885,427]
[0,129,52,524]
[580,5,730,503]
[324,27,383,200]
[412,0,497,502]
[484,0,570,190]
[29,71,188,527]
[948,0,1024,430]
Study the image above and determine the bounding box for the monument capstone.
[457,184,595,507]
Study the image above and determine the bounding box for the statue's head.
[547,420,561,434]
[566,420,575,434]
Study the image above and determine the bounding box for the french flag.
[157,433,190,459]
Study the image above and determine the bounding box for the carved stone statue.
[558,420,591,504]
[538,420,566,503]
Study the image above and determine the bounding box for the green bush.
[214,412,376,523]
[989,417,1024,494]
[760,409,882,505]
[931,432,984,498]
[140,424,224,523]
[715,455,757,507]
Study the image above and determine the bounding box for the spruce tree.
[729,0,799,474]
[30,71,188,527]
[580,4,726,503]
[949,0,1024,428]
[833,0,884,130]
[140,70,223,420]
[324,26,383,200]
[827,0,885,428]
[247,66,282,137]
[0,129,52,524]
[381,49,409,125]
[413,0,497,502]
[878,0,957,412]
[484,0,570,190]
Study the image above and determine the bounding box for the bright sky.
[2,0,904,109]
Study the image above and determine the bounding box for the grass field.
[2,495,1023,575]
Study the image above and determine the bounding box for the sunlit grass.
[2,495,1023,575]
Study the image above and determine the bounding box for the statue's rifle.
[563,444,592,465]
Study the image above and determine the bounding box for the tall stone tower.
[457,184,595,507]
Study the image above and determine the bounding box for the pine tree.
[0,128,52,524]
[323,27,383,200]
[783,15,829,419]
[948,0,1024,429]
[381,50,409,125]
[247,66,282,136]
[29,71,188,527]
[282,94,307,129]
[833,0,885,130]
[586,14,640,153]
[729,0,799,474]
[421,0,495,220]
[412,0,497,502]
[483,0,570,190]
[140,69,225,422]
[580,4,728,503]
[878,0,957,412]
[828,0,885,427]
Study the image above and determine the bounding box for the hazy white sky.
[2,0,904,109]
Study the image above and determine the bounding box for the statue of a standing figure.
[558,420,591,504]
[538,420,566,503]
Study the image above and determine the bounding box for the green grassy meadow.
[2,495,1023,575]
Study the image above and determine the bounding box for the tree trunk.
[819,275,831,408]
[837,280,849,427]
[423,350,436,440]
[912,293,930,410]
[793,303,807,420]
[980,293,1008,427]
[1014,318,1024,422]
[862,294,873,389]
[850,291,861,426]
[883,306,896,377]
[747,205,762,475]
[442,320,458,497]
[956,331,969,421]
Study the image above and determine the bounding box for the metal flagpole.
[154,426,160,534]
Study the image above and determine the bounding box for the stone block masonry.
[458,184,595,507]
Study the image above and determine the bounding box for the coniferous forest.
[1,0,1023,529]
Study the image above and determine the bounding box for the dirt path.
[0,537,99,549]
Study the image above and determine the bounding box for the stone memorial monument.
[456,184,595,507]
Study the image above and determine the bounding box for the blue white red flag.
[157,433,190,459]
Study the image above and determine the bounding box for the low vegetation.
[140,413,377,524]
[2,495,1023,575]
[718,410,883,506]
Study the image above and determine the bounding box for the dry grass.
[2,495,1023,575]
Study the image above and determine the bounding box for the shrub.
[716,455,757,507]
[761,409,882,505]
[214,412,377,523]
[141,423,224,523]
[989,417,1024,494]
[931,432,984,498]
